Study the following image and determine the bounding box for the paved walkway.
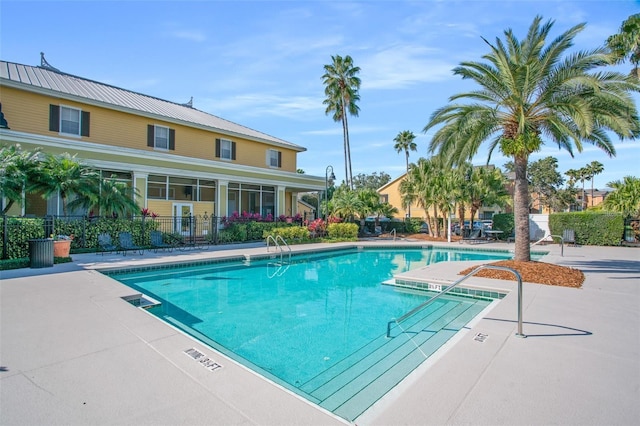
[1,240,638,425]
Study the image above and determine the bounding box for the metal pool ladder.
[266,235,291,264]
[386,265,525,338]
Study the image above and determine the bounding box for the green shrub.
[550,212,624,246]
[217,224,247,244]
[265,226,310,242]
[328,222,359,239]
[492,213,515,240]
[247,221,280,240]
[0,217,45,259]
[403,218,425,234]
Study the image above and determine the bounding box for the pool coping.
[1,240,638,425]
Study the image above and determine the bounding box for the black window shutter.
[147,125,154,147]
[49,105,59,132]
[277,151,282,167]
[231,142,236,160]
[81,111,90,136]
[215,138,220,157]
[169,129,175,150]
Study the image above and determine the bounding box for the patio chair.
[150,230,173,252]
[97,233,118,255]
[118,232,144,256]
[563,229,576,246]
[460,229,485,244]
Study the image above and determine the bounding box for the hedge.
[549,212,625,246]
[492,213,514,240]
[328,222,359,239]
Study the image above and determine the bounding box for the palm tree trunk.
[513,156,531,261]
[341,114,349,190]
[432,205,439,237]
[405,152,412,217]
[343,113,353,190]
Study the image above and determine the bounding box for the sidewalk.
[1,241,638,425]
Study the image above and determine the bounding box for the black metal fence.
[624,217,639,244]
[1,213,307,260]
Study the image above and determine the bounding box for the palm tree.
[453,163,473,232]
[393,130,418,217]
[91,178,141,217]
[607,13,640,78]
[0,144,41,214]
[424,16,640,261]
[400,157,440,236]
[602,176,640,217]
[393,131,418,174]
[322,55,361,189]
[585,161,604,207]
[355,189,381,233]
[330,186,361,221]
[467,166,509,223]
[29,152,100,216]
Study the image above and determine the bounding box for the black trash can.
[29,238,54,268]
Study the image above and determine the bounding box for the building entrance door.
[173,203,193,235]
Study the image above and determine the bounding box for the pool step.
[299,298,490,421]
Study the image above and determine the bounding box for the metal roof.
[0,60,304,151]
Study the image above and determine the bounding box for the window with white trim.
[49,104,90,136]
[154,125,169,149]
[60,106,80,135]
[215,138,236,160]
[267,149,281,168]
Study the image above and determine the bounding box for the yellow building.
[0,58,324,220]
[377,174,426,219]
[378,171,507,221]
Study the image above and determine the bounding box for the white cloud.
[169,30,207,43]
[360,45,457,89]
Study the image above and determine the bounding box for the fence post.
[44,215,54,239]
[2,215,7,260]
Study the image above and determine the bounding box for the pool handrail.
[386,265,525,338]
[266,235,291,264]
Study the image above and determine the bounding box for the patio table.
[484,230,504,241]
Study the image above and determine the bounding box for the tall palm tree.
[607,13,640,78]
[585,161,604,207]
[424,16,640,261]
[322,55,361,189]
[393,130,418,217]
[393,130,418,174]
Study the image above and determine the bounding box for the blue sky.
[2,0,639,190]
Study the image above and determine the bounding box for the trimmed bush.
[265,226,310,242]
[492,213,514,240]
[550,212,624,246]
[328,222,359,239]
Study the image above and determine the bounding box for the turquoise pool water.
[109,247,512,420]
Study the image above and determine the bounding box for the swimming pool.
[108,247,511,420]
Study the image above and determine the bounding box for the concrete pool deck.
[1,240,638,425]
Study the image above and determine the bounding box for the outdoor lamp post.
[325,165,335,219]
